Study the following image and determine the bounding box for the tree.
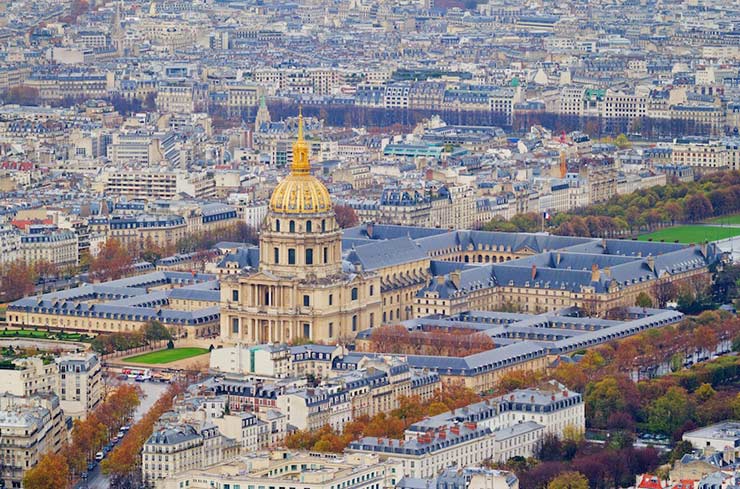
[89,239,133,282]
[23,452,70,489]
[585,377,627,429]
[635,292,653,308]
[614,133,631,149]
[143,320,172,343]
[647,386,693,437]
[334,204,359,228]
[534,433,563,461]
[652,280,677,308]
[4,85,40,105]
[548,471,589,489]
[0,261,36,302]
[684,194,713,222]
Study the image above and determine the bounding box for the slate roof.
[347,237,427,271]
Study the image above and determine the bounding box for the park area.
[706,213,740,226]
[0,328,92,342]
[638,225,740,244]
[123,347,209,365]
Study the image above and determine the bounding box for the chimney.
[531,264,537,281]
[450,271,461,289]
[700,242,708,258]
[366,222,374,238]
[530,395,535,403]
[591,263,600,282]
[436,275,446,285]
[563,390,568,397]
[555,252,561,266]
[646,255,655,273]
[601,238,607,251]
[603,267,611,279]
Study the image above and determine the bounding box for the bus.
[122,368,151,380]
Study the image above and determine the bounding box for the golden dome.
[269,110,333,215]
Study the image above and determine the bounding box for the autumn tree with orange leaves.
[102,383,184,484]
[367,325,494,356]
[23,452,70,489]
[89,239,133,282]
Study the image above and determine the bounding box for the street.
[77,379,170,489]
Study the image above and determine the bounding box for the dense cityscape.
[0,0,740,488]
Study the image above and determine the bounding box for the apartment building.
[579,157,618,204]
[3,357,58,398]
[142,423,232,485]
[19,227,78,267]
[90,214,187,253]
[56,353,103,419]
[2,353,104,420]
[0,225,20,266]
[406,381,584,440]
[106,132,179,167]
[348,422,521,479]
[0,393,67,489]
[27,71,109,101]
[156,81,208,114]
[100,169,215,200]
[155,452,401,489]
[212,412,270,451]
[671,137,740,171]
[276,387,352,432]
[224,82,262,117]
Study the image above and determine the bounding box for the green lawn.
[123,347,209,364]
[0,329,51,338]
[0,329,92,342]
[706,214,740,225]
[638,225,740,244]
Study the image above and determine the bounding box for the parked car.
[94,451,104,461]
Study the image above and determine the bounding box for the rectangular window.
[329,294,333,306]
[274,247,279,263]
[370,313,374,328]
[305,248,313,265]
[288,248,296,264]
[323,247,328,263]
[369,285,374,296]
[232,289,239,302]
[303,295,310,307]
[303,323,310,338]
[328,322,333,337]
[232,318,239,334]
[352,315,358,331]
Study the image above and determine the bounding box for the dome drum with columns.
[220,110,382,346]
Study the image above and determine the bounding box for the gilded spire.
[291,107,310,175]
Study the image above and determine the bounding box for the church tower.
[220,110,381,346]
[111,1,124,56]
[254,95,271,131]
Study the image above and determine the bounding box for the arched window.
[288,249,296,265]
[306,221,312,233]
[273,247,279,264]
[289,220,295,233]
[305,248,313,265]
[275,219,280,232]
[351,287,358,300]
[321,219,326,232]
